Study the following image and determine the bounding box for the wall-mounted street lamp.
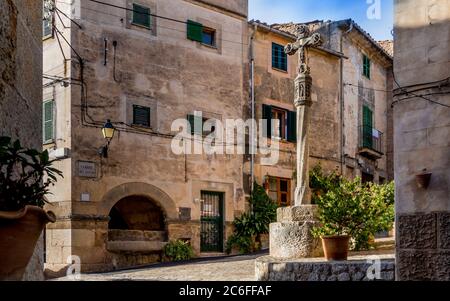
[99,119,115,158]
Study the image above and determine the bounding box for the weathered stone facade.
[43,0,248,274]
[0,0,44,281]
[394,0,450,280]
[255,255,395,281]
[248,20,393,205]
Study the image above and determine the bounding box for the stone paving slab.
[54,254,262,281]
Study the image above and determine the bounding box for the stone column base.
[269,205,323,259]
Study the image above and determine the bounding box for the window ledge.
[131,124,152,130]
[131,22,152,31]
[201,43,218,50]
[272,67,288,73]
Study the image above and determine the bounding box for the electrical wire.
[344,83,391,93]
[392,74,450,108]
[76,4,249,48]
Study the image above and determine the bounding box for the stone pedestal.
[269,205,323,259]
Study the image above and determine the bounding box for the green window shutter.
[187,114,203,135]
[187,20,203,42]
[363,55,371,79]
[43,2,53,38]
[43,100,54,143]
[133,4,151,28]
[287,110,297,143]
[262,104,272,138]
[362,106,373,149]
[133,105,151,127]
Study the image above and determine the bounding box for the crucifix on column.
[284,25,323,206]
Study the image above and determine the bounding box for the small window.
[202,27,216,47]
[266,177,291,207]
[43,100,55,144]
[272,108,287,140]
[187,114,216,136]
[363,54,371,79]
[43,0,54,39]
[272,43,288,72]
[132,3,151,28]
[261,105,296,142]
[133,105,151,127]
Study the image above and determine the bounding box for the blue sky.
[249,0,393,41]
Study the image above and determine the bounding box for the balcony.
[358,125,384,160]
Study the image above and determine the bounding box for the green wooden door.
[200,192,224,252]
[363,106,373,149]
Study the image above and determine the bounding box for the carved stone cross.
[284,25,323,205]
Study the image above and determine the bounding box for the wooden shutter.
[363,55,371,79]
[133,105,151,127]
[43,100,54,143]
[133,4,151,28]
[362,106,373,148]
[287,110,297,143]
[262,104,272,138]
[187,20,203,42]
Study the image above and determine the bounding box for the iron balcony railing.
[359,125,384,154]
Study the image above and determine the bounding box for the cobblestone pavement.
[56,253,265,281]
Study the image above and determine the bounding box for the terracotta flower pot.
[321,235,350,261]
[0,206,56,280]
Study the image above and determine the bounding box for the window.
[363,54,371,79]
[187,20,216,47]
[132,3,151,28]
[272,43,288,72]
[187,114,216,136]
[43,100,55,144]
[362,105,373,148]
[133,105,151,127]
[202,27,216,47]
[262,104,296,142]
[43,0,54,39]
[272,108,287,140]
[267,177,291,207]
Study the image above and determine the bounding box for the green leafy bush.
[310,165,395,250]
[226,183,277,254]
[162,240,195,262]
[310,164,340,204]
[0,136,63,212]
[311,173,395,251]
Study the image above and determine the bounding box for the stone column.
[269,25,323,259]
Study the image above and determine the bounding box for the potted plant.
[312,174,395,260]
[0,137,62,280]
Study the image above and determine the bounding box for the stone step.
[106,241,168,253]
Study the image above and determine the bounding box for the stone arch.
[100,182,178,221]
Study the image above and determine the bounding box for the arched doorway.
[108,196,166,232]
[106,195,168,267]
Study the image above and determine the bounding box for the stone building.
[246,19,394,207]
[394,0,450,280]
[0,0,44,280]
[43,0,248,273]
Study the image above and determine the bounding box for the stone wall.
[43,0,248,273]
[255,256,395,281]
[0,0,44,281]
[394,0,450,280]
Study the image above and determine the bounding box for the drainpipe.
[250,24,257,193]
[340,21,353,176]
